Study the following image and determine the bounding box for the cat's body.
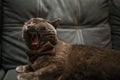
[16,18,120,80]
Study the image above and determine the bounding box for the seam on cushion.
[57,28,85,44]
[37,0,40,17]
[77,29,85,44]
[58,23,110,29]
[38,0,44,17]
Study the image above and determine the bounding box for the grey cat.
[16,18,120,80]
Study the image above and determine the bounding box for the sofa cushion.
[110,0,120,50]
[40,0,111,48]
[3,69,18,80]
[2,0,111,70]
[2,0,37,70]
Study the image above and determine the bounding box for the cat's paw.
[17,73,39,80]
[16,65,27,73]
[17,73,28,80]
[17,75,27,80]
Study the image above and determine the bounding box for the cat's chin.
[28,44,40,50]
[31,47,39,50]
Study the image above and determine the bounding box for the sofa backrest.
[2,0,112,70]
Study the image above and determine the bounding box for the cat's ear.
[48,18,61,28]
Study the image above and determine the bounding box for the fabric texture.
[110,0,120,50]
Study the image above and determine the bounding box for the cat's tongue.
[32,41,38,46]
[32,35,39,46]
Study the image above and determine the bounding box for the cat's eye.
[27,28,36,33]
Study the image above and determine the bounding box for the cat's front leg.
[17,64,63,80]
[17,72,39,80]
[16,65,33,73]
[33,64,63,80]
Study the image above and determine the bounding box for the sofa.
[0,0,120,80]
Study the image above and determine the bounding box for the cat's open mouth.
[29,31,40,48]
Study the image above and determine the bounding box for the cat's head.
[22,18,60,50]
